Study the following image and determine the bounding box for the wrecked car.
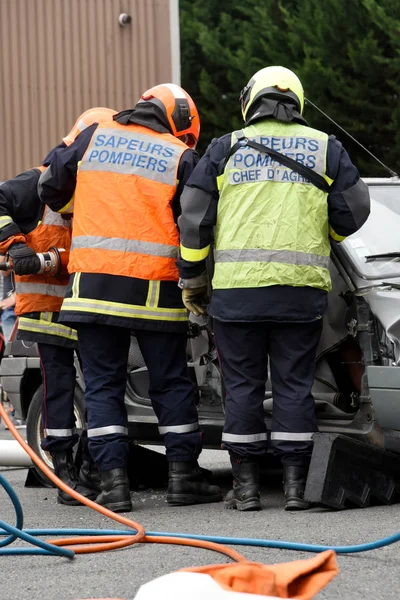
[2,177,400,484]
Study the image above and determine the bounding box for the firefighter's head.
[137,83,200,148]
[240,66,304,122]
[62,107,117,145]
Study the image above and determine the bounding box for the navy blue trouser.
[76,323,201,472]
[214,319,322,466]
[39,343,79,453]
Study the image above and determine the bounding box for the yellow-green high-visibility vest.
[213,120,333,292]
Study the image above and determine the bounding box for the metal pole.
[0,440,33,467]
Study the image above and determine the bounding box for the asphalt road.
[1,427,400,600]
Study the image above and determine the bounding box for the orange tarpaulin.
[183,550,338,599]
[78,550,338,600]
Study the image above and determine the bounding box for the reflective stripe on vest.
[221,432,268,443]
[0,216,13,229]
[213,121,332,292]
[146,280,160,307]
[41,207,71,227]
[215,249,330,269]
[69,122,187,281]
[226,131,328,187]
[15,282,66,297]
[79,127,181,186]
[18,316,78,342]
[87,425,128,438]
[71,235,178,259]
[62,296,188,322]
[158,422,199,435]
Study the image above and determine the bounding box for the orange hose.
[0,402,247,561]
[142,536,247,562]
[0,403,145,541]
[48,535,246,562]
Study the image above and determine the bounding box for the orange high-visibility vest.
[15,169,72,315]
[69,121,188,281]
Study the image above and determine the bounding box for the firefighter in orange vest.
[0,107,117,505]
[38,84,223,513]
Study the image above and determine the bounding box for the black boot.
[51,450,98,505]
[95,468,133,513]
[283,465,310,511]
[167,460,223,506]
[225,455,261,511]
[79,455,102,494]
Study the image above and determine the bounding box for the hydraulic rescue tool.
[0,247,69,276]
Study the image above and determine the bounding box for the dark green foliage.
[180,0,400,176]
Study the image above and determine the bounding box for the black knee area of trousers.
[38,342,77,453]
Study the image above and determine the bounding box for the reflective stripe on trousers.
[45,427,76,436]
[221,432,268,443]
[270,432,314,441]
[214,248,330,269]
[221,432,314,443]
[71,235,178,259]
[15,282,67,297]
[158,422,199,435]
[87,425,128,438]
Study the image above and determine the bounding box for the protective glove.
[182,286,209,317]
[8,243,41,275]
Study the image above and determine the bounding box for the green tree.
[180,1,294,151]
[180,0,400,176]
[283,0,400,175]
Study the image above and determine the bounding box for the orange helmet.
[138,83,200,148]
[62,107,117,145]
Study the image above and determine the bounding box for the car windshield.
[341,184,400,279]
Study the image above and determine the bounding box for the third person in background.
[177,66,370,511]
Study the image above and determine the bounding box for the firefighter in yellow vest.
[38,84,223,513]
[177,67,370,511]
[0,107,117,505]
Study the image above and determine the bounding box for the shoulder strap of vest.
[220,130,331,193]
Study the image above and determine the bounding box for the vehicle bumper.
[1,356,40,418]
